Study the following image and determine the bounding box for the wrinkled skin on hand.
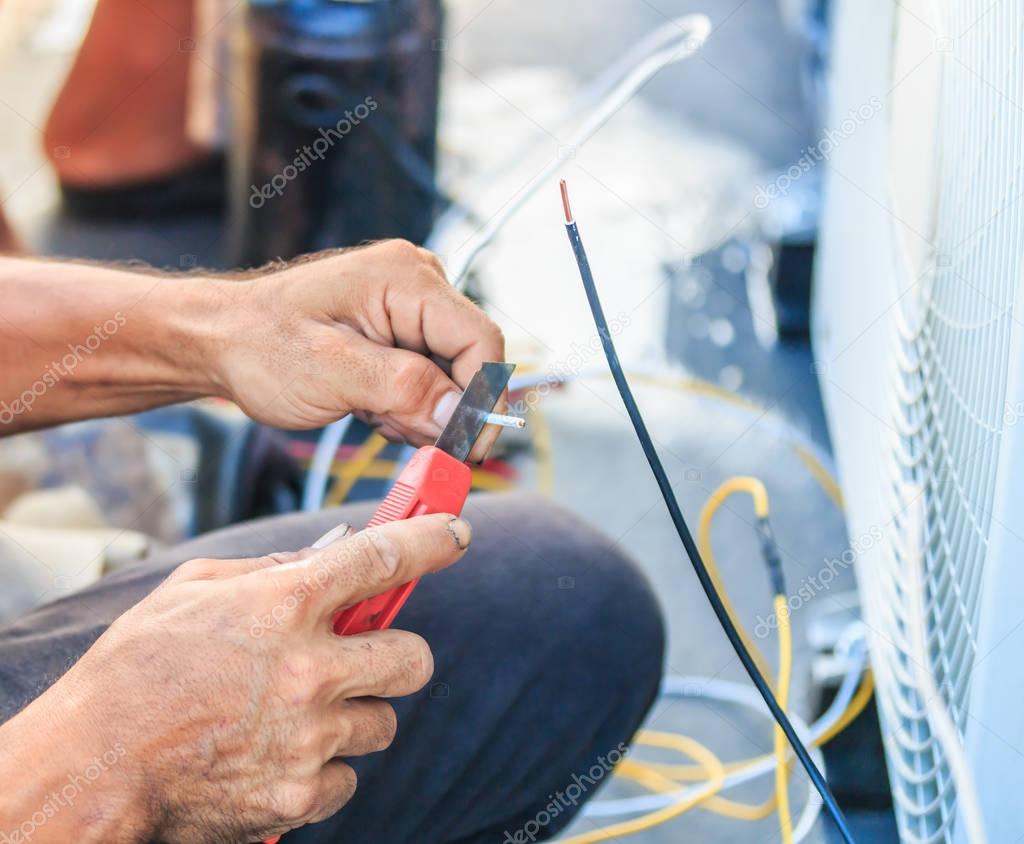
[216,240,507,462]
[25,514,470,843]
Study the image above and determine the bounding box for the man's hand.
[213,241,507,461]
[0,514,471,843]
[0,242,506,460]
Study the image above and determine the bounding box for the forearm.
[0,257,228,434]
[0,240,508,447]
[0,682,151,843]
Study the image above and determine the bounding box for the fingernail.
[432,390,462,432]
[312,523,354,549]
[445,517,472,550]
[267,549,307,564]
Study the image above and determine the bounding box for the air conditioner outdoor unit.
[813,1,1024,842]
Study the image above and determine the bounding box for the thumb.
[175,524,356,581]
[343,332,462,445]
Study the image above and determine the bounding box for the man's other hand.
[7,514,470,842]
[214,241,507,462]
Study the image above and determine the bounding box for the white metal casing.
[814,1,1024,842]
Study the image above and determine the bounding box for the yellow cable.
[626,669,874,781]
[616,673,873,822]
[773,593,794,844]
[468,468,514,491]
[325,458,399,480]
[556,732,725,844]
[596,476,874,835]
[320,440,514,507]
[697,477,776,690]
[792,444,845,510]
[614,757,774,820]
[615,761,778,822]
[707,792,779,821]
[615,590,793,835]
[614,758,683,793]
[815,671,875,745]
[324,434,390,506]
[703,475,770,518]
[630,478,791,837]
[530,405,556,497]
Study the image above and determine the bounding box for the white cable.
[441,14,712,287]
[791,633,870,842]
[566,17,711,119]
[582,677,826,840]
[903,485,987,844]
[583,637,867,822]
[427,13,711,266]
[301,416,352,512]
[792,780,823,843]
[584,683,815,817]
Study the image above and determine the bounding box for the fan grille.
[869,2,1023,841]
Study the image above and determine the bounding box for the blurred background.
[0,1,897,841]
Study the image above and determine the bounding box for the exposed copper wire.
[559,179,574,223]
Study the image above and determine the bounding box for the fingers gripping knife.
[332,361,516,635]
[263,363,515,844]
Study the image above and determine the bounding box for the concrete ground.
[0,1,897,842]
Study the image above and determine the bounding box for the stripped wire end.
[485,412,527,429]
[559,179,574,224]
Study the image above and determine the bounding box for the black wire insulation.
[756,517,787,597]
[563,207,856,844]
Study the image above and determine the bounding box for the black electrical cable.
[559,179,856,844]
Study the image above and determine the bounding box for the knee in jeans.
[572,541,665,694]
[481,494,666,694]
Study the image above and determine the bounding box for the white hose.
[566,17,714,119]
[582,636,868,834]
[441,14,712,287]
[792,781,824,843]
[789,624,871,841]
[427,13,711,263]
[301,416,352,512]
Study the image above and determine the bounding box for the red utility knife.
[263,362,515,844]
[333,361,515,634]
